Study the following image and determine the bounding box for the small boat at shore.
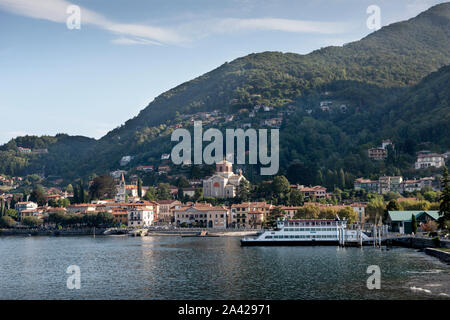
[241,218,369,246]
[181,231,220,238]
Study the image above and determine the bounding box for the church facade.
[203,160,246,198]
[115,173,126,203]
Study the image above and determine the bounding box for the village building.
[115,173,126,202]
[414,152,445,169]
[378,176,403,194]
[112,208,128,225]
[15,202,38,220]
[182,187,196,198]
[156,200,182,224]
[136,165,154,172]
[354,178,379,193]
[174,203,229,228]
[387,210,442,234]
[230,202,273,228]
[203,159,247,198]
[127,202,158,227]
[279,206,302,219]
[368,147,387,160]
[294,185,327,199]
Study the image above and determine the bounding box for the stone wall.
[424,248,450,264]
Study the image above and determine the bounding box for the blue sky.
[0,0,446,144]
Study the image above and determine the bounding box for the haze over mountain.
[1,2,449,185]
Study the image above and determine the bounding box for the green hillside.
[0,2,449,185]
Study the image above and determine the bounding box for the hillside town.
[1,158,449,236]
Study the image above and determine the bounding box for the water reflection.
[0,236,448,300]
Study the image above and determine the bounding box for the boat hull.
[241,240,339,246]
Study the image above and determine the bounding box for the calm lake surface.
[0,235,449,300]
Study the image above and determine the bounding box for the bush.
[432,236,441,247]
[22,216,43,227]
[0,216,16,228]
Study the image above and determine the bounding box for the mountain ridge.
[1,2,450,184]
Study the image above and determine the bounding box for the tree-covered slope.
[1,3,449,183]
[278,64,450,187]
[104,2,450,142]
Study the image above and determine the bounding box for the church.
[115,173,126,202]
[202,159,246,198]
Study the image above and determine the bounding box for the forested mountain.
[1,3,449,185]
[279,64,450,189]
[106,1,450,141]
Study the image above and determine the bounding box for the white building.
[15,201,38,220]
[415,153,445,170]
[203,160,246,198]
[127,203,156,227]
[120,156,132,166]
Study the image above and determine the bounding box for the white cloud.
[110,37,162,46]
[0,0,350,46]
[0,0,184,45]
[211,18,350,35]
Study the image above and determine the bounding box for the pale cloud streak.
[0,0,184,45]
[0,0,351,46]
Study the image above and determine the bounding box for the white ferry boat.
[241,218,369,246]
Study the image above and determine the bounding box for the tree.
[366,198,386,224]
[271,175,290,204]
[338,207,357,224]
[411,214,417,234]
[73,185,79,204]
[48,210,66,225]
[421,220,437,232]
[78,180,86,203]
[295,206,320,219]
[66,184,74,194]
[272,176,290,194]
[438,166,450,229]
[289,189,304,206]
[266,207,285,228]
[96,212,114,227]
[339,168,346,188]
[22,216,43,227]
[157,183,171,200]
[29,189,47,206]
[237,179,250,202]
[5,209,17,219]
[193,188,203,202]
[386,199,401,211]
[0,198,5,217]
[137,179,143,198]
[89,175,116,200]
[385,199,401,221]
[144,187,157,201]
[423,191,437,202]
[0,215,16,228]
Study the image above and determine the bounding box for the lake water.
[0,235,449,300]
